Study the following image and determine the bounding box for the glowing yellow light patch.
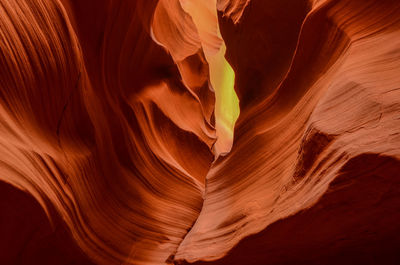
[153,0,241,157]
[207,43,240,156]
[179,0,240,156]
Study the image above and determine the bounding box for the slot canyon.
[0,0,400,264]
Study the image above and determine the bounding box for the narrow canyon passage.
[0,0,400,264]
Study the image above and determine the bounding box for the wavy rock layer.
[0,0,399,264]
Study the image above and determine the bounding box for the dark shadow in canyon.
[183,154,400,265]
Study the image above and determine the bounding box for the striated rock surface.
[0,0,399,264]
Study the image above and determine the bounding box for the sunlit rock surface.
[0,0,399,264]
